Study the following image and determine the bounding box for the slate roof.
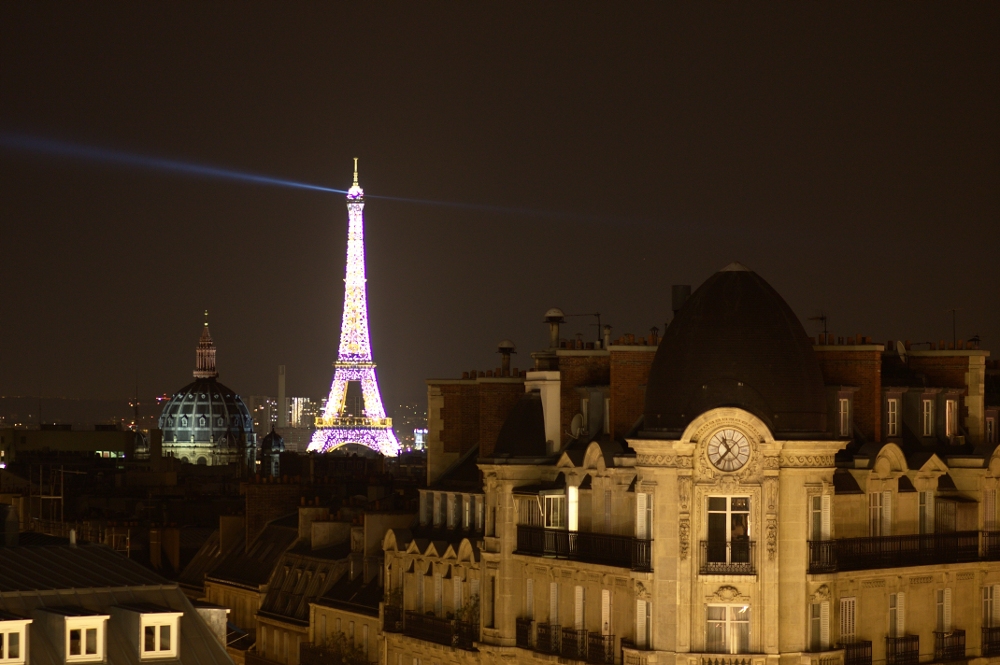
[315,573,381,617]
[178,529,221,591]
[642,263,829,437]
[490,390,548,458]
[204,518,298,590]
[257,542,351,626]
[428,444,482,492]
[0,544,231,665]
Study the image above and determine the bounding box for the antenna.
[353,157,359,187]
[808,314,829,334]
[948,308,961,348]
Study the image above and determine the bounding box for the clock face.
[707,429,751,472]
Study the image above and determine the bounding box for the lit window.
[0,618,30,665]
[886,399,899,437]
[544,495,566,528]
[838,399,851,437]
[922,400,934,437]
[706,605,748,653]
[945,400,957,438]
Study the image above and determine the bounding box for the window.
[62,614,109,664]
[707,496,750,564]
[840,597,856,643]
[839,399,851,437]
[636,492,653,540]
[475,496,484,532]
[432,493,442,527]
[574,586,586,630]
[568,486,580,532]
[919,491,935,534]
[544,495,566,528]
[463,496,471,529]
[868,492,891,537]
[636,599,651,649]
[526,579,534,620]
[810,601,830,651]
[550,582,559,624]
[889,592,905,638]
[887,399,899,437]
[946,400,957,438]
[936,588,952,633]
[706,605,748,654]
[601,589,612,636]
[0,620,28,664]
[983,586,999,628]
[810,495,831,541]
[988,418,996,444]
[923,400,934,437]
[986,490,997,531]
[446,494,455,528]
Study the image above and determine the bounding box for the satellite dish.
[896,340,907,361]
[570,414,585,438]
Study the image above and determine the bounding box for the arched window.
[180,417,188,427]
[199,416,206,427]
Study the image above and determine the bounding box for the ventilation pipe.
[497,340,516,377]
[544,308,565,350]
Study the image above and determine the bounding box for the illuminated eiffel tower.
[308,159,399,456]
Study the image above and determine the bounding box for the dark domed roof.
[642,263,828,437]
[158,377,253,445]
[261,427,285,453]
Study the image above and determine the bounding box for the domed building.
[158,317,255,466]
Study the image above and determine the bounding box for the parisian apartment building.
[380,262,1000,665]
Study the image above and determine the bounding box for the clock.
[707,429,751,472]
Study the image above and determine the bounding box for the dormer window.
[0,616,30,664]
[111,606,181,660]
[64,615,108,663]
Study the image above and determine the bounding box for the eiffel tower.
[308,159,399,456]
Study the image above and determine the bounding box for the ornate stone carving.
[764,477,778,513]
[762,456,780,470]
[811,584,831,601]
[678,477,692,511]
[679,518,690,560]
[708,585,750,603]
[862,579,885,589]
[766,518,777,560]
[635,582,650,599]
[636,454,694,468]
[780,454,835,468]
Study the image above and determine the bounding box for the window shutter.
[883,491,893,536]
[944,588,952,633]
[896,592,905,635]
[526,579,534,619]
[636,493,648,540]
[840,597,856,641]
[821,495,831,540]
[987,491,997,530]
[636,599,647,647]
[820,601,830,649]
[575,586,585,630]
[550,582,559,624]
[602,589,611,635]
[993,585,1000,627]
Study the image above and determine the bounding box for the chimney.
[650,327,659,346]
[278,365,287,428]
[603,325,612,349]
[672,285,692,315]
[544,308,565,350]
[498,340,516,377]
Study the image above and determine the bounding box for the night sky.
[1,4,997,415]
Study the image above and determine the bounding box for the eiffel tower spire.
[309,160,399,456]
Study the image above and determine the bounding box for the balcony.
[537,622,562,654]
[700,658,758,665]
[933,630,965,662]
[383,605,403,633]
[588,633,615,664]
[563,628,588,660]
[886,635,919,665]
[300,642,375,665]
[516,525,652,571]
[700,540,756,575]
[402,611,477,650]
[841,640,873,665]
[516,617,532,649]
[621,639,653,665]
[983,531,1000,560]
[983,626,1000,657]
[808,532,980,573]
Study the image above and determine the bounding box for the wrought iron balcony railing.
[516,617,533,649]
[588,633,615,664]
[841,640,872,665]
[982,531,1000,560]
[402,611,477,650]
[983,626,1000,657]
[808,532,980,573]
[516,525,652,571]
[383,605,403,633]
[562,628,588,660]
[933,630,965,662]
[536,623,562,654]
[699,540,756,575]
[700,658,756,665]
[885,635,919,665]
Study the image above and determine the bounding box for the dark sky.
[1,4,997,414]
